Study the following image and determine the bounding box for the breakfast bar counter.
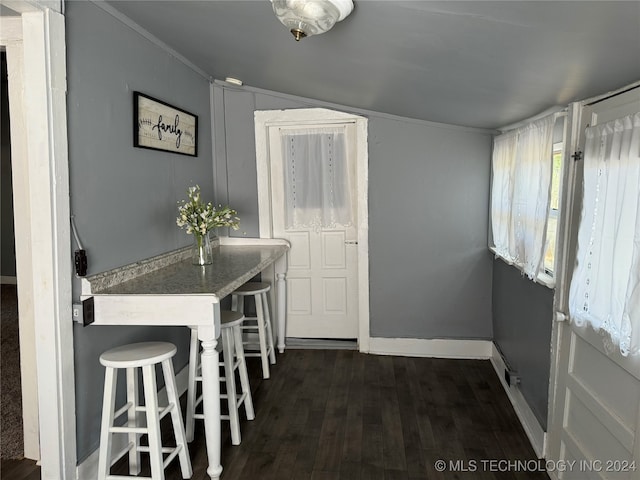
[80,237,289,480]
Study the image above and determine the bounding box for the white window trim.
[540,141,565,283]
[489,246,556,289]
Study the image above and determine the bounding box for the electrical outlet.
[82,297,95,326]
[74,249,87,277]
[72,303,83,323]
[504,369,521,387]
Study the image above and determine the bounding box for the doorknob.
[345,240,358,245]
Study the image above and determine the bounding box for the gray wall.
[368,117,493,338]
[66,2,213,460]
[214,85,494,340]
[1,52,15,278]
[492,259,553,429]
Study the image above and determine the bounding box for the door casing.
[1,4,75,478]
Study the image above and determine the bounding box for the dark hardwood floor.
[1,350,549,479]
[0,458,40,480]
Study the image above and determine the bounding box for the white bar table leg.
[276,272,287,353]
[199,315,223,480]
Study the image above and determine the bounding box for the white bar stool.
[185,310,255,446]
[231,282,276,379]
[97,341,192,480]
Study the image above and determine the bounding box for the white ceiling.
[105,1,640,129]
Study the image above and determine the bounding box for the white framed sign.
[134,91,198,156]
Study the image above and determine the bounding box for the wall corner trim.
[368,337,493,359]
[490,342,546,458]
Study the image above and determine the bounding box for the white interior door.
[268,123,359,339]
[548,88,640,479]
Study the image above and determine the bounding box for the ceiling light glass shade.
[271,0,354,41]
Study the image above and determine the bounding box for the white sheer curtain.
[491,130,518,262]
[281,128,353,230]
[490,114,556,278]
[569,112,640,356]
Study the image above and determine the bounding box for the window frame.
[538,141,565,287]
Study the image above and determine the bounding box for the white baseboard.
[1,275,17,284]
[368,337,493,359]
[75,363,190,480]
[490,343,546,458]
[286,337,358,350]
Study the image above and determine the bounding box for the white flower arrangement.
[176,185,240,236]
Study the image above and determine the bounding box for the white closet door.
[268,123,359,339]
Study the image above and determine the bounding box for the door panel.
[322,277,347,313]
[561,331,637,479]
[289,277,312,314]
[288,232,311,269]
[322,231,346,268]
[570,331,640,424]
[550,87,640,480]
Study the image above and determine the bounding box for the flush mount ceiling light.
[271,0,354,41]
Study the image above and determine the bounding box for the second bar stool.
[231,282,276,379]
[185,310,255,446]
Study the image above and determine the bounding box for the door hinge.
[571,151,583,162]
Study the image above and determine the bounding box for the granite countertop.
[90,244,288,299]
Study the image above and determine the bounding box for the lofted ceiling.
[104,1,639,129]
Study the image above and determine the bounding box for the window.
[542,143,564,276]
[490,113,557,282]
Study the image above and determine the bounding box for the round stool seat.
[221,310,245,328]
[232,281,270,295]
[100,342,177,368]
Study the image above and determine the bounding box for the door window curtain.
[569,112,640,356]
[490,114,556,278]
[281,128,353,230]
